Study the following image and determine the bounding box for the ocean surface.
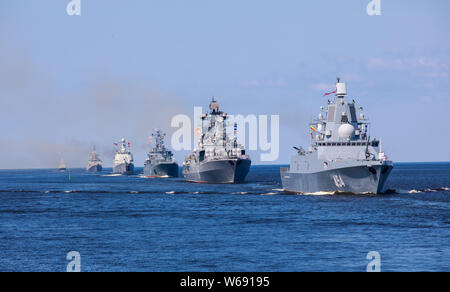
[0,163,449,272]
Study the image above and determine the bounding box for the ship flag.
[323,90,336,96]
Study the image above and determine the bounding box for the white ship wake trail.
[235,192,249,195]
[298,191,337,196]
[407,187,450,194]
[139,175,170,179]
[1,187,448,196]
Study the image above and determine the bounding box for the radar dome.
[338,124,355,139]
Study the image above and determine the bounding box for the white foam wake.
[64,190,77,193]
[300,191,336,196]
[408,187,449,194]
[271,189,285,192]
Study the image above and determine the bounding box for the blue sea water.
[0,163,449,272]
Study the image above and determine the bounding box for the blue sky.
[0,0,449,168]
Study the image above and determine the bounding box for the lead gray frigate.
[182,98,251,184]
[113,138,135,175]
[144,129,179,177]
[281,78,393,194]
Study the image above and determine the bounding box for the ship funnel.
[336,77,347,96]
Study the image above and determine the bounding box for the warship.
[144,129,179,177]
[112,138,135,175]
[183,98,251,184]
[281,78,393,194]
[86,148,103,173]
[58,158,67,172]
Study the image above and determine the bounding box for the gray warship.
[86,148,103,173]
[58,158,67,172]
[281,78,393,194]
[144,129,179,177]
[182,98,251,184]
[112,138,135,175]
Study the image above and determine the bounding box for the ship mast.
[152,129,166,151]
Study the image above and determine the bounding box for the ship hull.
[113,163,134,175]
[144,162,179,178]
[183,159,251,184]
[281,162,393,194]
[86,164,103,173]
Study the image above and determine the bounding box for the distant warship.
[86,148,103,173]
[144,129,179,178]
[281,78,393,194]
[113,138,135,175]
[58,158,67,172]
[183,98,251,184]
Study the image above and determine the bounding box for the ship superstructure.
[144,129,179,177]
[183,98,251,184]
[113,138,134,175]
[280,78,393,194]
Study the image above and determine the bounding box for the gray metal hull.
[144,162,179,178]
[86,164,102,173]
[281,163,393,194]
[183,159,251,184]
[113,163,134,175]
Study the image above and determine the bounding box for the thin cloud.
[313,83,334,92]
[368,56,449,71]
[240,80,260,87]
[240,78,287,88]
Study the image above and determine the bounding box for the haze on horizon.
[0,0,449,169]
